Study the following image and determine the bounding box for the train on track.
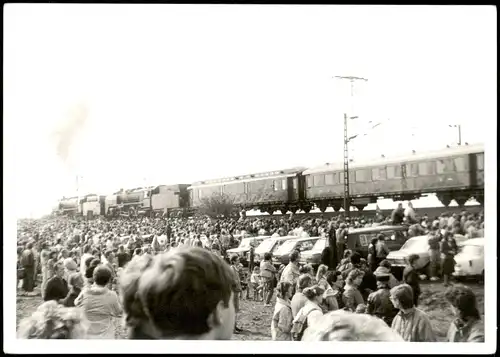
[55,144,484,218]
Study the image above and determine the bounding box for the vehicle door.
[296,239,317,254]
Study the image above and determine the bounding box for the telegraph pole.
[334,75,368,218]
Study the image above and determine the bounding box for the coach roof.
[303,143,484,175]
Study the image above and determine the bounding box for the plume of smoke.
[51,102,89,173]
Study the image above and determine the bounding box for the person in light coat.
[271,281,294,341]
[75,265,123,339]
[390,284,436,342]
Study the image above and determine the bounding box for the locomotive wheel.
[318,203,328,213]
[303,207,311,214]
[476,195,484,206]
[280,208,288,215]
[290,208,298,214]
[354,204,366,211]
[332,203,342,212]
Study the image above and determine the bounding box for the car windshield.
[460,245,483,255]
[400,237,428,251]
[256,239,275,252]
[275,239,297,255]
[312,238,327,252]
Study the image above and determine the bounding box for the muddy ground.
[16,279,484,341]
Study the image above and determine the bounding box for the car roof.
[348,225,407,234]
[407,235,430,242]
[292,236,321,242]
[270,236,299,241]
[462,238,485,246]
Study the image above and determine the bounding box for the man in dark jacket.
[62,273,83,307]
[20,243,35,294]
[391,203,405,225]
[366,274,399,326]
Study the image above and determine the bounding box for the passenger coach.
[303,144,484,211]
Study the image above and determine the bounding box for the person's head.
[326,271,343,288]
[105,250,114,261]
[119,247,236,340]
[17,301,89,339]
[444,284,480,321]
[93,265,113,287]
[230,255,239,265]
[377,234,386,242]
[379,259,392,270]
[84,256,94,269]
[69,273,84,290]
[89,258,100,269]
[297,274,314,292]
[135,248,142,256]
[54,262,64,278]
[263,252,272,261]
[350,252,362,265]
[301,310,405,341]
[376,273,390,289]
[299,264,314,276]
[346,269,364,287]
[252,266,260,274]
[390,284,414,310]
[289,250,300,264]
[49,250,57,260]
[60,249,69,258]
[119,245,125,252]
[355,304,367,314]
[316,264,329,281]
[408,254,419,267]
[64,258,78,272]
[276,281,293,301]
[370,237,378,246]
[302,285,325,304]
[26,242,34,250]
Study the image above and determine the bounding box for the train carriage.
[303,144,484,211]
[149,184,190,215]
[189,167,306,215]
[80,194,106,218]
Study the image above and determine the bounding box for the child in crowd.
[250,267,264,301]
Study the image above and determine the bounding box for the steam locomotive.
[56,144,484,218]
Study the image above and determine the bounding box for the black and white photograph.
[4,4,496,354]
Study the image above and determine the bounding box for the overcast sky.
[4,5,496,218]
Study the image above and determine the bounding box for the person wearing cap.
[374,260,400,289]
[366,273,399,326]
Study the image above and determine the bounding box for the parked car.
[386,234,469,276]
[227,236,271,266]
[250,236,298,265]
[272,236,321,267]
[349,225,409,258]
[453,238,484,280]
[299,237,327,269]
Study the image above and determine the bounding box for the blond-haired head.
[17,301,88,339]
[302,310,403,341]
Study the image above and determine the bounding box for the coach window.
[436,158,454,174]
[325,173,334,185]
[454,157,466,172]
[418,162,429,176]
[198,189,202,200]
[387,165,401,179]
[355,170,367,182]
[411,163,419,177]
[379,167,387,180]
[338,172,344,184]
[282,179,287,190]
[371,168,380,181]
[477,153,484,170]
[314,174,325,187]
[349,171,355,183]
[273,180,279,191]
[293,178,298,190]
[307,176,313,188]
